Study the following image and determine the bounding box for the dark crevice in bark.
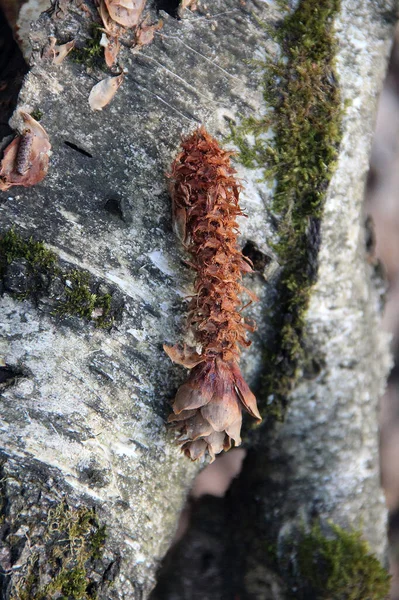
[154,0,181,19]
[64,140,94,158]
[0,365,23,387]
[242,240,272,274]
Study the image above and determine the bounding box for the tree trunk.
[0,0,396,598]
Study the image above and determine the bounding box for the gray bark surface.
[0,0,396,598]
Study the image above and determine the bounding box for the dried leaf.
[100,33,121,68]
[0,112,51,191]
[53,39,75,65]
[88,74,124,111]
[42,36,57,59]
[181,0,197,10]
[134,18,162,49]
[104,0,146,28]
[98,0,119,32]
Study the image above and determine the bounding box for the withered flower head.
[165,127,261,462]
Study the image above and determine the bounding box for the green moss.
[11,501,107,600]
[58,271,113,328]
[0,228,116,328]
[230,0,343,419]
[292,523,390,599]
[1,228,57,270]
[71,26,104,68]
[31,109,43,121]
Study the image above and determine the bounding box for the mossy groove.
[0,228,117,327]
[230,0,343,419]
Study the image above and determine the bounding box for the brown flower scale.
[164,127,261,462]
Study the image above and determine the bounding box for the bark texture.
[0,0,396,598]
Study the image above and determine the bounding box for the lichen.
[11,501,107,600]
[290,522,391,599]
[229,0,343,419]
[0,228,116,327]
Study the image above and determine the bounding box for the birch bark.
[0,0,396,598]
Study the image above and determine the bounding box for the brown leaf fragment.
[53,39,76,65]
[88,74,124,111]
[98,0,119,32]
[42,37,75,64]
[181,0,197,10]
[0,112,51,191]
[104,0,146,28]
[134,17,162,49]
[100,33,121,68]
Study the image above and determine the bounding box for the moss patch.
[291,522,390,599]
[71,25,104,68]
[11,501,107,600]
[230,0,343,419]
[0,228,117,328]
[30,109,43,121]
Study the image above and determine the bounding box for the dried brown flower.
[165,127,261,462]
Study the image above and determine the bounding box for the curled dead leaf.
[88,74,124,110]
[98,0,120,34]
[53,39,75,65]
[0,112,51,191]
[104,0,146,28]
[43,37,75,64]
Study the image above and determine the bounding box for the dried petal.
[104,0,146,28]
[172,383,212,413]
[205,431,226,462]
[0,112,51,191]
[225,414,242,446]
[168,409,197,423]
[89,74,124,111]
[163,344,204,368]
[182,439,207,461]
[231,362,261,422]
[201,391,241,432]
[184,412,213,440]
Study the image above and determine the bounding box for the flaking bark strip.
[229,0,343,420]
[0,228,121,327]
